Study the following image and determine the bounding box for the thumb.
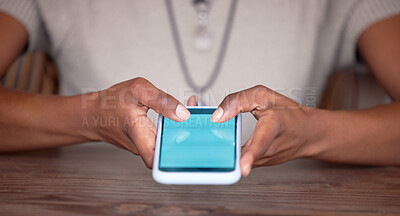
[211,86,260,123]
[134,79,190,122]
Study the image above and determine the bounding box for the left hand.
[210,85,317,176]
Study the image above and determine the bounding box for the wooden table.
[1,143,399,216]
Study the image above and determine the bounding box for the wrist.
[298,107,332,159]
[79,91,104,142]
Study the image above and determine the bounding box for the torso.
[37,0,357,140]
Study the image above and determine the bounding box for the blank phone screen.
[159,108,237,172]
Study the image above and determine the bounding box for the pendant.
[194,26,212,52]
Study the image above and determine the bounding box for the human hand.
[210,85,315,176]
[85,77,190,168]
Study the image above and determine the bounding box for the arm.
[0,11,27,74]
[0,12,191,168]
[211,14,400,176]
[310,14,400,165]
[0,11,97,149]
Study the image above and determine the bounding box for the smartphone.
[152,106,241,185]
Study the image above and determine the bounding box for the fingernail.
[175,104,190,121]
[211,107,224,122]
[243,164,251,177]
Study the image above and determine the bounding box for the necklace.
[165,0,238,103]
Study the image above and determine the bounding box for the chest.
[40,0,329,101]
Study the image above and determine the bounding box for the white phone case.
[152,106,241,185]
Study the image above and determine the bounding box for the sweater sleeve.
[338,0,400,67]
[0,0,49,52]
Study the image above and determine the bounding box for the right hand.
[84,77,190,168]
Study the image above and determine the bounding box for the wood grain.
[1,143,399,216]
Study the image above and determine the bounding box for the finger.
[114,135,140,155]
[240,117,280,176]
[133,78,190,122]
[187,95,199,106]
[126,115,157,169]
[253,136,302,167]
[211,85,268,123]
[252,148,291,167]
[240,134,253,156]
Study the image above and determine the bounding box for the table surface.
[1,143,399,216]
